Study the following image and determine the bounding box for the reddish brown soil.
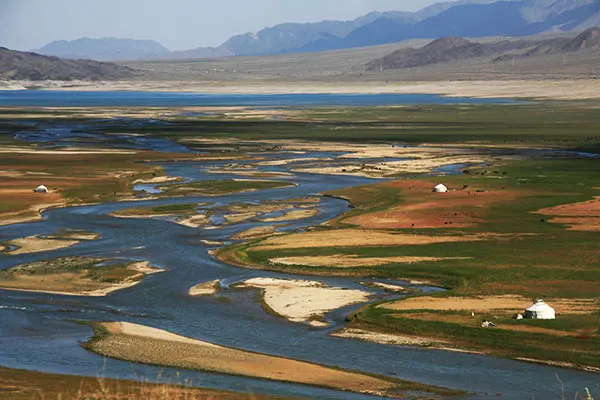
[539,196,600,231]
[345,180,519,229]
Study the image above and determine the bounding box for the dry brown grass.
[0,366,283,400]
[250,229,485,251]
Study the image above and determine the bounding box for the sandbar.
[188,279,220,296]
[270,255,471,268]
[0,258,162,297]
[236,277,370,325]
[84,321,445,398]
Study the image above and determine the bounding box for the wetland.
[0,94,599,399]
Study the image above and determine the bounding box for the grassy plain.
[214,103,600,370]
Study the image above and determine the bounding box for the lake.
[0,90,516,107]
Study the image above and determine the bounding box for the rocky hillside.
[0,47,139,80]
[368,27,600,70]
[304,0,600,53]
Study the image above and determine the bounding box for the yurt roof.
[526,299,554,312]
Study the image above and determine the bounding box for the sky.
[0,0,440,51]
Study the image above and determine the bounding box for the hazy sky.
[0,0,440,51]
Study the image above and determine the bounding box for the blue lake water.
[0,90,517,107]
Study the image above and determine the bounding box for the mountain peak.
[564,27,600,51]
[424,36,473,49]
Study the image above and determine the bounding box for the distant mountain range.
[367,27,600,70]
[35,0,600,61]
[0,47,138,80]
[36,37,171,61]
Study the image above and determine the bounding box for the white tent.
[524,299,556,320]
[433,183,448,193]
[33,185,49,193]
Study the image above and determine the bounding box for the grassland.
[209,102,600,370]
[0,148,193,225]
[219,158,600,369]
[112,203,205,217]
[80,103,600,152]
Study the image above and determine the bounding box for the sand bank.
[85,322,437,398]
[0,146,136,155]
[0,201,67,226]
[4,235,80,255]
[0,258,161,297]
[188,279,220,296]
[133,176,183,184]
[3,231,99,255]
[259,208,318,222]
[332,328,448,347]
[360,281,413,292]
[270,255,471,268]
[232,225,280,240]
[176,214,211,227]
[236,277,370,326]
[29,79,600,100]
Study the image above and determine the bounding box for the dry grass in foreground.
[0,366,287,400]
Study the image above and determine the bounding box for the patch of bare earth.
[0,260,161,297]
[189,280,220,296]
[332,328,448,347]
[251,229,486,251]
[538,196,600,231]
[176,214,210,228]
[270,255,472,268]
[232,225,280,240]
[237,277,370,326]
[4,235,80,255]
[260,208,318,222]
[346,180,520,229]
[380,295,599,315]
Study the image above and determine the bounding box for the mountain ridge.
[367,27,600,70]
[36,37,171,61]
[35,0,600,61]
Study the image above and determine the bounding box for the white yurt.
[433,183,448,193]
[33,185,49,193]
[524,299,556,320]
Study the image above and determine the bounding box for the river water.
[0,94,598,399]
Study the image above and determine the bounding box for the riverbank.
[6,79,600,100]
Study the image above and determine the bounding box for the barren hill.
[0,47,139,80]
[368,28,600,71]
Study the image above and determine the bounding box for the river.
[0,94,598,399]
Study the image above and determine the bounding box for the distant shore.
[3,79,600,100]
